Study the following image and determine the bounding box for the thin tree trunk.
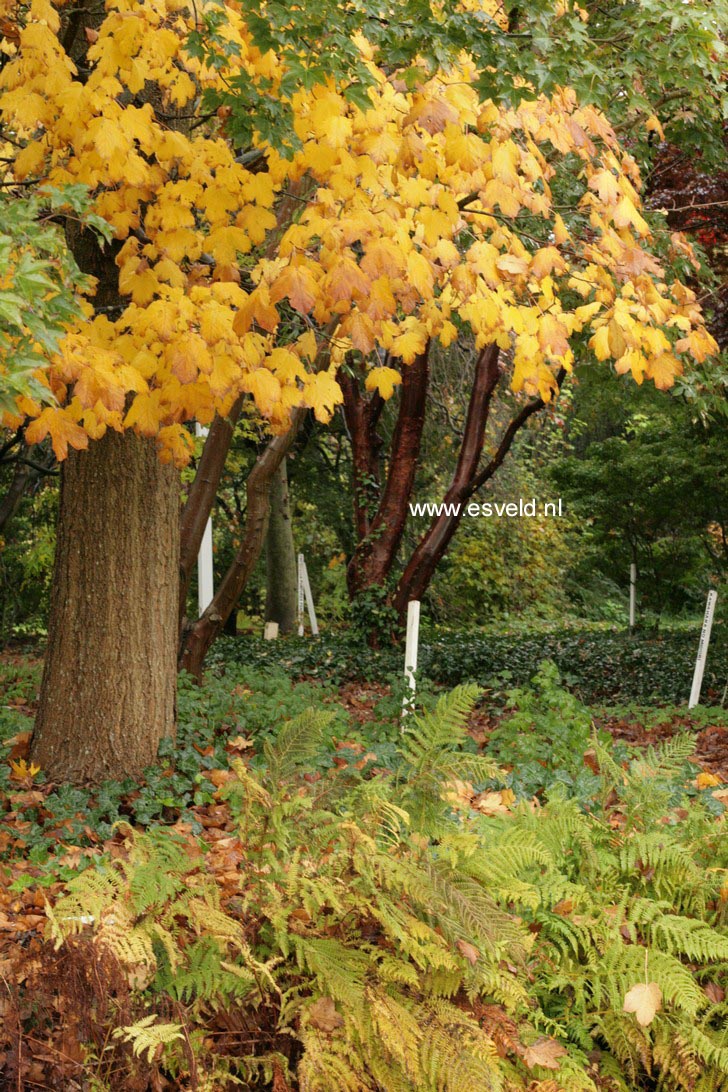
[393,358,565,621]
[31,429,179,783]
[346,345,430,598]
[179,408,306,676]
[393,344,500,616]
[178,397,243,630]
[265,457,297,634]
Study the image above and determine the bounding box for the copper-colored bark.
[346,345,430,598]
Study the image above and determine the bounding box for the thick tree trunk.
[338,368,384,542]
[346,346,430,598]
[265,458,297,634]
[31,429,179,784]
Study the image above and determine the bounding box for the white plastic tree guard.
[195,423,214,617]
[629,562,636,631]
[297,553,319,636]
[402,600,420,718]
[689,589,718,709]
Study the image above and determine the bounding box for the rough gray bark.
[31,430,179,783]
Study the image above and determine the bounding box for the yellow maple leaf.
[305,371,343,422]
[590,325,612,361]
[496,253,529,277]
[9,758,41,781]
[270,265,318,314]
[696,771,721,790]
[389,324,428,364]
[365,366,402,400]
[242,369,282,417]
[646,352,681,390]
[124,390,164,435]
[25,407,89,460]
[588,168,620,204]
[344,312,376,354]
[645,114,665,140]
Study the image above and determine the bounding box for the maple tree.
[0,0,722,779]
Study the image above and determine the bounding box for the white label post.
[195,423,214,616]
[402,600,420,718]
[689,590,718,709]
[297,553,319,637]
[629,562,637,631]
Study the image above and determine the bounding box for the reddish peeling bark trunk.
[394,360,567,621]
[393,344,500,616]
[178,397,243,629]
[338,368,384,542]
[346,345,430,598]
[178,409,307,677]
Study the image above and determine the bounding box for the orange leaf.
[25,408,89,461]
[270,265,318,314]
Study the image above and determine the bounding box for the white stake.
[629,562,636,631]
[689,590,718,709]
[402,600,420,718]
[297,553,319,636]
[195,423,214,616]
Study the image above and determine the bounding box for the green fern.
[112,1015,184,1063]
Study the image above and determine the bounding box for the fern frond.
[112,1015,184,1063]
[400,685,480,772]
[264,707,335,781]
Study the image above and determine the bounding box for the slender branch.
[469,368,567,496]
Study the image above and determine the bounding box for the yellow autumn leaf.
[613,195,650,236]
[390,324,428,364]
[306,371,343,423]
[645,114,665,140]
[646,352,681,390]
[590,325,612,360]
[124,390,164,435]
[25,407,89,461]
[345,311,376,354]
[696,771,721,790]
[589,168,620,204]
[270,265,318,314]
[496,254,529,276]
[241,369,282,417]
[523,1037,567,1070]
[365,366,402,400]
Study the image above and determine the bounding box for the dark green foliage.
[189,0,727,170]
[213,621,728,704]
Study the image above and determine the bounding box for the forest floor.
[1,648,728,1088]
[1,650,728,1087]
